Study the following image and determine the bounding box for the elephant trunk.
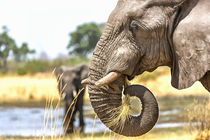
[88,24,159,137]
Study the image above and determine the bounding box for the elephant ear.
[171,0,210,89]
[80,65,89,80]
[55,66,65,80]
[54,66,65,94]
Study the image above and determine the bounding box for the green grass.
[1,57,90,75]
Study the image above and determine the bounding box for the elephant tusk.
[73,90,77,97]
[81,78,90,85]
[95,72,121,87]
[61,92,67,100]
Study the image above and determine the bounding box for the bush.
[17,67,27,75]
[17,60,50,75]
[16,58,90,75]
[51,57,90,68]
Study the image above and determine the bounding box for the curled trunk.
[88,24,159,137]
[88,76,158,136]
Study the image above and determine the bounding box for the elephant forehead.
[63,73,76,81]
[109,0,147,22]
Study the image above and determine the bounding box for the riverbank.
[0,68,209,139]
[0,94,209,139]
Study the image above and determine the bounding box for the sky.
[0,0,118,59]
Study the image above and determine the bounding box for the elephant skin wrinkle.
[88,0,210,137]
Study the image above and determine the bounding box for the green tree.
[0,26,36,73]
[13,42,35,62]
[0,26,16,72]
[67,22,102,57]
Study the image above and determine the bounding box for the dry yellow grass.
[0,73,60,103]
[0,67,208,104]
[186,99,210,140]
[131,67,209,97]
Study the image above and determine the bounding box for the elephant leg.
[64,102,76,134]
[77,93,85,133]
[200,71,210,92]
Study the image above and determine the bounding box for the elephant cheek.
[106,47,140,77]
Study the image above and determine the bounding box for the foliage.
[17,60,50,75]
[13,42,35,62]
[16,57,90,75]
[0,26,16,72]
[0,26,35,73]
[51,57,90,69]
[67,22,102,57]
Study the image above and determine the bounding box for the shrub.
[17,60,50,75]
[17,67,27,75]
[51,57,90,69]
[186,99,210,139]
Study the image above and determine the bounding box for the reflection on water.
[0,107,184,137]
[0,107,109,137]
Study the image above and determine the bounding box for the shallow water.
[0,107,185,137]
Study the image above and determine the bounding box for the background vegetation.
[0,22,103,75]
[0,23,209,140]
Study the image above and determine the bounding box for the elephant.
[82,0,210,137]
[55,64,88,134]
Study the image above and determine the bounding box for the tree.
[0,26,16,72]
[13,42,35,62]
[0,26,35,73]
[67,22,102,57]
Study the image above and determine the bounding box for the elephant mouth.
[95,71,143,117]
[95,71,122,87]
[82,71,126,94]
[83,70,159,137]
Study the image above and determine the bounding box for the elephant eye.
[129,20,139,32]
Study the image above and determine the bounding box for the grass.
[0,72,91,107]
[0,66,208,107]
[132,67,209,97]
[186,99,210,140]
[0,73,59,104]
[0,128,198,140]
[0,67,209,140]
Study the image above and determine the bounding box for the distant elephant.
[82,0,210,137]
[55,64,88,134]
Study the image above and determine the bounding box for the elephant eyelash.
[130,20,153,32]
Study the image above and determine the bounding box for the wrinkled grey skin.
[87,0,210,137]
[55,64,88,134]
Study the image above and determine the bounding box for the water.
[0,107,185,137]
[0,107,109,137]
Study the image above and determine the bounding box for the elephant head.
[55,64,89,101]
[83,0,210,137]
